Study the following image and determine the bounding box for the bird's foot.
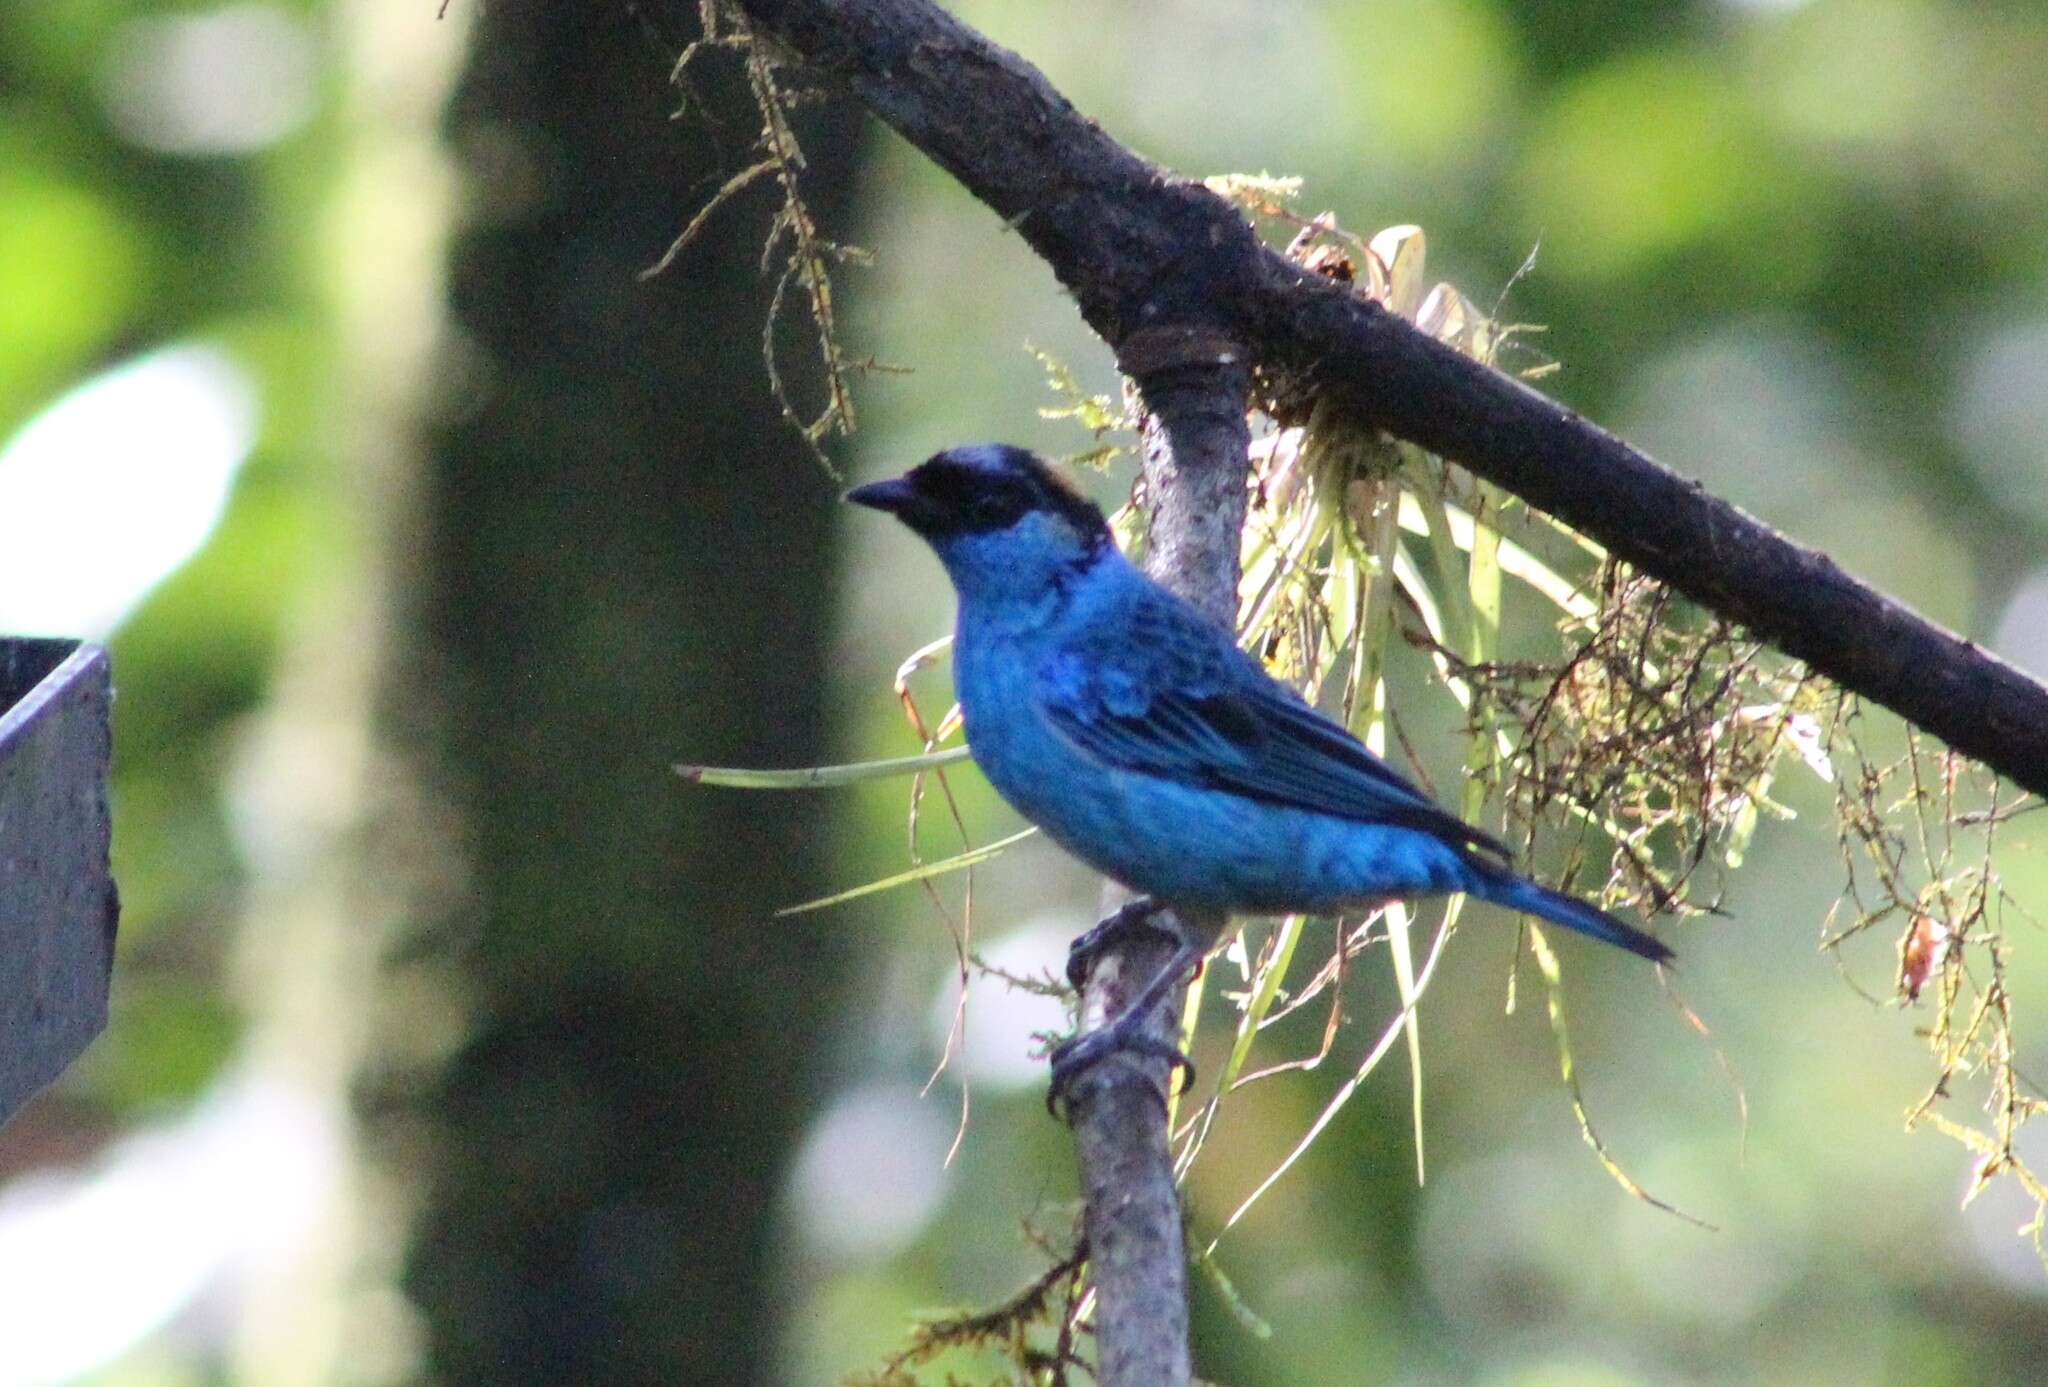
[1048,925,1204,1119]
[1046,1020,1195,1119]
[1064,896,1174,992]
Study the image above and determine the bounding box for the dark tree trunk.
[368,5,864,1382]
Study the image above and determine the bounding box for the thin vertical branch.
[1060,328,1251,1387]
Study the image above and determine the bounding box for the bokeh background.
[3,0,2047,1383]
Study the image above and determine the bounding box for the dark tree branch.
[1125,328,1256,631]
[1055,339,1257,1386]
[1065,889,1197,1387]
[735,0,2048,801]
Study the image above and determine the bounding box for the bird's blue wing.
[1038,594,1509,860]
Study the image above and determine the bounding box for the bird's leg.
[1048,930,1201,1118]
[1064,895,1175,991]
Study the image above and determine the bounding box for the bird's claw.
[1050,902,1202,1118]
[1064,896,1174,991]
[1046,1024,1195,1119]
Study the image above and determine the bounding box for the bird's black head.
[847,445,1111,547]
[846,445,1115,602]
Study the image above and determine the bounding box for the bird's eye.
[968,492,1023,528]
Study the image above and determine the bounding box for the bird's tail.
[1467,864,1673,965]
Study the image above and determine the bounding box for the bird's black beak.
[845,474,943,531]
[844,477,916,513]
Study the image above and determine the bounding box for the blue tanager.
[848,444,1669,1101]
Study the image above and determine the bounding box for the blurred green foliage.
[0,0,333,1122]
[5,0,2048,1384]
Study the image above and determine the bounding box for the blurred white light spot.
[1992,566,2048,679]
[225,697,372,879]
[1954,320,2048,521]
[0,1072,339,1385]
[0,344,258,639]
[786,1084,952,1263]
[929,919,1073,1090]
[1716,0,1813,14]
[100,5,318,156]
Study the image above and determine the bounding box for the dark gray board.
[0,639,116,1127]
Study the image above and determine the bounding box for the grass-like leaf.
[1356,490,1431,1185]
[678,744,972,789]
[1205,914,1458,1252]
[775,827,1037,916]
[1395,492,1597,620]
[1522,922,1711,1228]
